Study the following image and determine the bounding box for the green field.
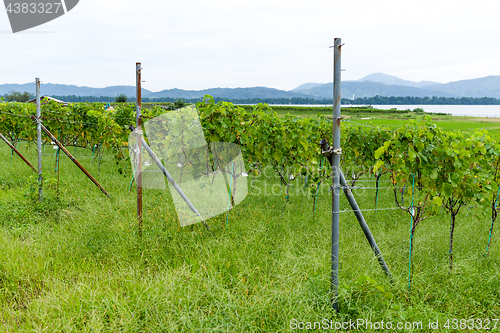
[144,103,500,135]
[1,139,499,331]
[350,117,500,136]
[265,105,500,136]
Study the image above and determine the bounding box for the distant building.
[27,96,68,106]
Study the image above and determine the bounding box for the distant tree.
[173,98,188,109]
[115,94,128,103]
[5,91,31,102]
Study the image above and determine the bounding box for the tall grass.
[0,143,499,331]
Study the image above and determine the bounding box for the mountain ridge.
[292,74,500,99]
[0,83,153,98]
[2,74,500,100]
[147,86,312,99]
[356,72,440,88]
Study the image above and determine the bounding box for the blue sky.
[1,0,499,91]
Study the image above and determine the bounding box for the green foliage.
[1,145,499,329]
[350,274,394,309]
[374,116,500,270]
[373,117,494,211]
[2,108,500,329]
[0,100,136,167]
[3,95,500,221]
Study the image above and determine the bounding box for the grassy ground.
[268,105,500,135]
[349,117,500,135]
[0,142,499,332]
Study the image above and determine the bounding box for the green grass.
[351,117,500,135]
[267,105,500,135]
[0,142,500,331]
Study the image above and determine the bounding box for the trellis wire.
[0,111,31,118]
[343,179,392,182]
[32,114,110,197]
[335,207,400,214]
[0,111,100,127]
[39,108,134,121]
[340,185,398,190]
[41,152,114,159]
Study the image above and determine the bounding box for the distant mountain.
[292,74,500,99]
[0,83,152,98]
[356,72,439,88]
[293,81,455,99]
[147,86,312,99]
[423,75,500,98]
[290,82,325,92]
[3,73,500,101]
[0,83,311,100]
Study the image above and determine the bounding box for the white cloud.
[1,0,499,91]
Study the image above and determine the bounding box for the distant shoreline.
[5,95,498,105]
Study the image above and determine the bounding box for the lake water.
[250,104,500,118]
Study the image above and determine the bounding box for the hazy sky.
[1,0,499,92]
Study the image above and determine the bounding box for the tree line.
[4,91,500,105]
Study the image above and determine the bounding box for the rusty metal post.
[29,116,110,197]
[36,78,42,202]
[129,125,206,225]
[0,133,36,172]
[136,62,143,236]
[331,38,342,312]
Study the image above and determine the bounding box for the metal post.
[56,146,60,197]
[136,62,143,236]
[30,116,110,197]
[331,38,342,312]
[129,125,206,223]
[36,78,42,202]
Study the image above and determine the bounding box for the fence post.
[331,38,342,312]
[30,116,110,197]
[36,78,42,202]
[136,62,143,236]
